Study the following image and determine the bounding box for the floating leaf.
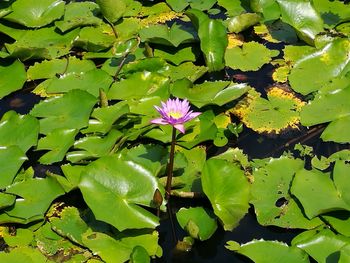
[227,239,310,263]
[27,57,96,80]
[186,9,228,72]
[130,246,150,263]
[0,247,48,263]
[67,129,122,163]
[231,87,305,135]
[0,146,26,189]
[202,159,250,230]
[96,0,126,23]
[82,102,129,134]
[300,83,350,143]
[3,228,34,247]
[165,62,208,82]
[154,46,197,66]
[321,211,350,237]
[0,59,26,98]
[5,27,79,60]
[250,0,281,21]
[108,71,169,100]
[0,193,16,209]
[36,128,78,164]
[172,78,250,108]
[313,0,350,28]
[251,156,322,229]
[0,177,64,224]
[176,207,217,241]
[254,21,298,43]
[291,169,350,219]
[289,38,350,95]
[225,41,279,71]
[45,69,113,97]
[227,13,261,33]
[139,23,195,47]
[276,0,324,45]
[0,111,39,152]
[79,156,161,230]
[55,2,101,32]
[30,89,97,135]
[217,0,251,16]
[3,0,65,28]
[293,228,350,263]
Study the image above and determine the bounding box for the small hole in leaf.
[275,197,288,207]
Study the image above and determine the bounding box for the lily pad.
[96,0,126,23]
[176,207,217,241]
[0,111,39,152]
[251,156,322,229]
[313,0,350,28]
[171,78,250,108]
[0,176,65,224]
[79,156,162,231]
[291,168,350,219]
[231,87,305,135]
[276,0,324,45]
[139,23,195,47]
[0,146,27,189]
[227,239,310,263]
[30,89,97,135]
[27,57,96,80]
[0,247,49,263]
[45,69,113,97]
[227,13,261,33]
[202,159,250,231]
[36,128,78,164]
[55,2,101,32]
[0,59,26,98]
[225,41,279,71]
[250,0,280,21]
[289,38,350,95]
[3,0,65,28]
[300,82,350,143]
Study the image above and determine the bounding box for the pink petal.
[151,118,169,125]
[188,112,201,119]
[174,124,185,133]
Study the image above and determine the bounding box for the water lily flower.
[151,98,201,133]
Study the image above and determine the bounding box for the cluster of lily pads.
[1,0,350,262]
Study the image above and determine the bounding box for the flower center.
[168,111,183,119]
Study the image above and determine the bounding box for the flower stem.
[165,127,176,200]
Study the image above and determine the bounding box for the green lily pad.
[3,228,34,247]
[187,9,228,72]
[45,69,113,97]
[0,111,39,152]
[139,23,195,47]
[96,0,126,23]
[79,156,161,231]
[276,0,324,45]
[165,62,208,82]
[250,0,281,21]
[82,102,129,134]
[0,59,26,98]
[55,2,102,32]
[130,246,150,263]
[108,71,169,100]
[300,82,350,143]
[251,156,322,229]
[5,27,79,60]
[313,0,350,28]
[27,57,96,80]
[293,228,350,263]
[289,38,350,95]
[227,13,261,33]
[321,211,350,237]
[0,146,26,189]
[231,87,305,135]
[154,46,197,66]
[66,129,122,163]
[0,176,64,224]
[0,247,49,263]
[227,239,310,263]
[254,21,298,44]
[0,192,16,209]
[36,128,78,164]
[202,159,250,231]
[74,24,116,52]
[171,78,250,108]
[217,0,251,16]
[176,207,217,241]
[225,41,279,71]
[30,89,97,135]
[291,168,350,219]
[3,0,65,28]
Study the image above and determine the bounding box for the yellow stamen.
[168,111,182,119]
